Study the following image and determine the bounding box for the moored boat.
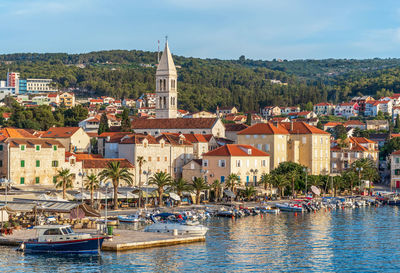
[276,203,304,212]
[17,225,105,254]
[144,213,208,236]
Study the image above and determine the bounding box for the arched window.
[163,79,166,90]
[159,79,163,91]
[171,79,175,89]
[159,97,162,108]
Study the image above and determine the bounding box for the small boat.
[258,206,280,214]
[144,213,208,236]
[17,225,105,254]
[118,214,140,223]
[276,203,303,212]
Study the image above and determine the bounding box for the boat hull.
[21,237,105,254]
[276,204,303,212]
[144,223,208,236]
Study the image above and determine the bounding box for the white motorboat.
[144,213,208,236]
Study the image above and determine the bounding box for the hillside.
[0,50,400,112]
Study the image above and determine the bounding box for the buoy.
[231,215,234,219]
[294,212,297,216]
[314,210,316,214]
[261,214,263,218]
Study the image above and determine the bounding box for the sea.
[0,206,399,272]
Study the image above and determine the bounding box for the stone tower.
[155,40,177,119]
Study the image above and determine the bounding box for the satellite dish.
[311,186,321,196]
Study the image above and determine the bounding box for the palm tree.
[168,178,191,206]
[342,170,358,195]
[148,172,173,207]
[99,161,134,210]
[211,179,222,202]
[259,173,272,190]
[85,173,99,206]
[243,186,257,201]
[136,156,146,208]
[271,174,289,197]
[226,174,240,193]
[54,168,74,199]
[363,167,379,195]
[286,169,298,198]
[332,176,343,197]
[191,177,209,204]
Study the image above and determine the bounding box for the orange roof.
[392,150,400,155]
[181,134,209,143]
[98,132,132,143]
[203,144,270,157]
[156,133,192,146]
[119,134,159,145]
[0,128,36,138]
[391,134,400,138]
[281,122,329,135]
[315,102,333,106]
[131,118,218,129]
[4,137,64,148]
[224,123,249,132]
[350,137,375,144]
[344,120,365,126]
[82,158,134,169]
[324,122,343,127]
[40,127,81,138]
[2,113,11,119]
[339,102,357,106]
[237,122,289,135]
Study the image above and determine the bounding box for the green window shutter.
[53,145,57,151]
[21,160,25,167]
[52,160,59,167]
[36,160,40,167]
[0,145,3,151]
[35,177,40,184]
[20,177,24,184]
[21,145,25,151]
[36,145,40,151]
[53,176,57,183]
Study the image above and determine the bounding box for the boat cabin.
[34,225,91,242]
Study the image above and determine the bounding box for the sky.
[1,0,400,60]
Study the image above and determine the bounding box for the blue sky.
[1,0,400,60]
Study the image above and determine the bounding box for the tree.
[363,167,379,195]
[190,177,209,204]
[225,174,240,194]
[333,125,347,139]
[136,156,146,208]
[54,168,74,199]
[211,179,222,202]
[271,162,305,196]
[99,161,134,209]
[286,169,298,198]
[243,186,256,201]
[85,174,100,206]
[382,137,400,158]
[341,170,358,195]
[259,173,272,190]
[351,158,379,195]
[245,113,251,126]
[121,108,131,132]
[98,113,110,135]
[270,174,289,197]
[148,172,173,207]
[169,178,191,205]
[305,101,313,111]
[332,176,343,196]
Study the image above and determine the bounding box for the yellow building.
[39,127,91,152]
[202,144,270,185]
[237,122,289,170]
[59,92,76,108]
[237,121,330,175]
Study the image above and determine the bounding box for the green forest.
[1,51,400,112]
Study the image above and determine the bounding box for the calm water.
[1,206,400,272]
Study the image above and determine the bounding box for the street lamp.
[303,168,310,196]
[78,171,86,204]
[100,181,111,233]
[0,178,11,206]
[143,170,151,209]
[356,167,363,193]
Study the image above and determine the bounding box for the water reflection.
[2,207,400,272]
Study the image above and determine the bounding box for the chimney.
[272,121,278,128]
[290,120,294,131]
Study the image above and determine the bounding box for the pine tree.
[98,113,110,135]
[245,113,251,126]
[121,108,131,132]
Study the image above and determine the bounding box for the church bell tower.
[155,39,177,119]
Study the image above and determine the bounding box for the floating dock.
[0,228,205,252]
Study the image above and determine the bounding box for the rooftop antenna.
[157,40,160,63]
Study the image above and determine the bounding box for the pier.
[0,228,205,252]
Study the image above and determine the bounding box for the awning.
[74,192,91,200]
[224,189,236,198]
[118,192,139,199]
[169,192,181,201]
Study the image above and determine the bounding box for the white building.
[26,79,57,93]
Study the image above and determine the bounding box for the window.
[191,163,195,169]
[43,229,62,235]
[396,157,400,164]
[254,135,258,139]
[220,176,225,183]
[333,152,337,158]
[255,159,258,166]
[20,145,25,151]
[157,157,160,162]
[261,160,266,167]
[20,160,25,167]
[302,137,306,144]
[35,177,40,184]
[165,156,168,161]
[20,177,24,184]
[218,160,226,167]
[148,157,152,162]
[246,135,250,139]
[0,145,3,151]
[53,145,57,151]
[36,160,40,167]
[257,144,262,150]
[203,160,208,167]
[236,160,242,167]
[246,160,250,167]
[265,144,270,151]
[35,145,40,151]
[52,160,58,167]
[395,169,400,175]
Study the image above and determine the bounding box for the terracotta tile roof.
[181,134,209,143]
[40,127,81,138]
[324,122,343,127]
[47,93,58,98]
[98,132,132,143]
[131,118,219,129]
[82,158,134,169]
[0,128,36,138]
[71,153,103,161]
[2,113,11,119]
[90,99,103,103]
[392,150,400,155]
[391,134,400,138]
[344,120,365,126]
[288,111,312,116]
[315,102,334,106]
[281,122,329,135]
[156,133,192,146]
[5,137,64,148]
[339,102,357,107]
[350,137,376,144]
[119,134,159,144]
[203,144,270,157]
[237,122,289,135]
[224,123,249,132]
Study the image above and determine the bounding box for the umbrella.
[169,192,181,201]
[311,186,321,196]
[74,192,90,200]
[224,189,236,198]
